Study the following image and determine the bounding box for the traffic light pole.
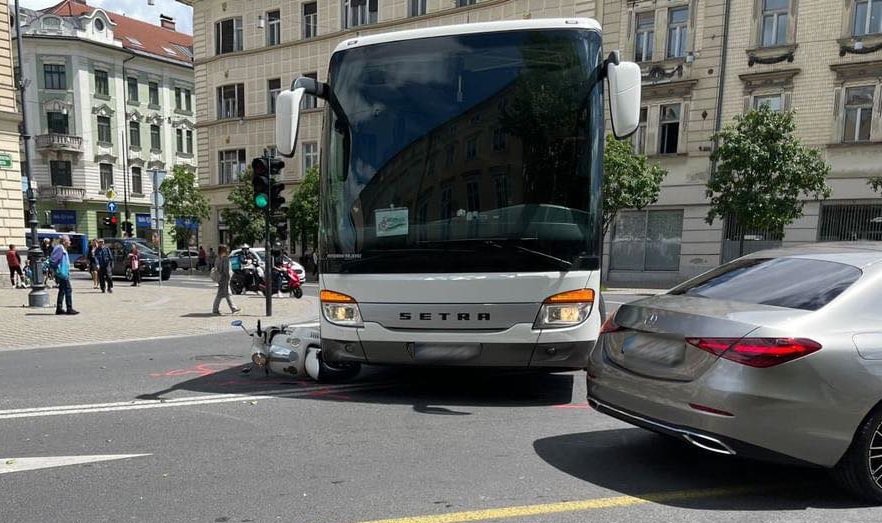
[264,151,272,318]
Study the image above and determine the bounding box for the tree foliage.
[602,134,667,235]
[220,167,266,247]
[868,176,882,194]
[706,106,831,234]
[159,166,210,246]
[288,165,320,250]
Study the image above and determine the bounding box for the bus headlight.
[320,290,363,327]
[534,289,595,329]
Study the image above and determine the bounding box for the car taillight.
[686,337,821,368]
[599,315,623,334]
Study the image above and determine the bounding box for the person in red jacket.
[6,244,24,288]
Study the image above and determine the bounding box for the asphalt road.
[2,333,881,522]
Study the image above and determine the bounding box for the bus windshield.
[321,29,604,274]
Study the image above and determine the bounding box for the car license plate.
[411,342,481,362]
[621,334,684,366]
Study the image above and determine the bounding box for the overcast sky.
[21,0,193,35]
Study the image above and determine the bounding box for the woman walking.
[212,244,240,315]
[88,239,100,289]
[128,244,142,287]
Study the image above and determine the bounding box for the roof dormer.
[79,9,119,47]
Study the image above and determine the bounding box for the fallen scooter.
[231,320,361,382]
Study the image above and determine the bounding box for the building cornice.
[17,35,193,70]
[193,0,514,67]
[829,60,882,82]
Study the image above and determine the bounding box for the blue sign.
[107,201,118,213]
[175,217,199,230]
[51,210,77,225]
[136,213,152,228]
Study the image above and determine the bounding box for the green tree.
[288,166,320,252]
[220,167,266,247]
[706,106,831,252]
[868,177,882,194]
[602,134,667,236]
[159,166,210,247]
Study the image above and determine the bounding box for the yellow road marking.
[357,484,771,523]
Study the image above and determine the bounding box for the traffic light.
[102,216,111,227]
[271,212,289,241]
[270,181,286,211]
[251,157,271,209]
[123,221,134,236]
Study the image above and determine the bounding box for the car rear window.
[669,257,861,311]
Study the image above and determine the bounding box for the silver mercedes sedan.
[587,242,882,502]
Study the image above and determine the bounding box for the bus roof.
[332,18,601,54]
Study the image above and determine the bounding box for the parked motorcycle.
[231,320,361,382]
[278,261,303,299]
[230,263,265,296]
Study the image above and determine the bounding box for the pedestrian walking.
[6,244,24,288]
[87,239,100,289]
[49,235,78,315]
[128,244,142,287]
[212,244,240,315]
[95,239,114,294]
[208,247,216,268]
[197,245,207,271]
[42,238,54,283]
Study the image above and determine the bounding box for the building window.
[301,73,318,109]
[175,87,192,112]
[217,84,245,119]
[186,130,193,154]
[219,149,246,185]
[50,160,72,187]
[819,202,882,241]
[466,178,480,212]
[44,64,66,90]
[303,2,318,38]
[635,12,655,62]
[667,7,689,58]
[659,103,680,154]
[268,78,281,114]
[215,17,243,54]
[465,137,478,160]
[610,210,683,271]
[95,70,109,96]
[47,111,69,134]
[343,0,378,29]
[302,141,319,173]
[753,94,783,112]
[127,77,139,101]
[148,81,159,106]
[409,0,426,16]
[131,167,143,195]
[129,121,141,148]
[493,174,510,207]
[632,107,648,154]
[177,129,194,154]
[150,124,161,150]
[266,10,281,46]
[445,144,455,166]
[100,163,114,191]
[97,116,112,143]
[761,0,789,47]
[844,85,874,142]
[440,184,453,220]
[492,128,506,152]
[457,0,477,6]
[854,0,882,36]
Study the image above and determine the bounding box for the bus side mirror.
[276,88,306,157]
[605,54,641,139]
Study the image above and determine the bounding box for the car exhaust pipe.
[682,433,735,456]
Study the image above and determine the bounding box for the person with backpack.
[128,244,142,287]
[49,235,78,315]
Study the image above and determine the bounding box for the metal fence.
[720,214,783,263]
[818,201,882,242]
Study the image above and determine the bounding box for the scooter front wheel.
[292,287,303,299]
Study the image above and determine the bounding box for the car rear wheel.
[833,405,882,503]
[124,267,133,282]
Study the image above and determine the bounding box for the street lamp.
[14,0,49,307]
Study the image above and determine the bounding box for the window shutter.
[832,87,843,143]
[677,101,690,154]
[782,92,792,111]
[646,104,659,155]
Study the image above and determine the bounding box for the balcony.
[35,133,83,153]
[38,185,85,203]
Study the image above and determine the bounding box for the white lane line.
[0,454,151,475]
[0,382,392,420]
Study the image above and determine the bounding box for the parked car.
[230,247,305,281]
[587,242,882,503]
[104,238,172,281]
[165,249,201,270]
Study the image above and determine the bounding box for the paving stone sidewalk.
[0,273,318,351]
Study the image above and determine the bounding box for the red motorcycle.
[261,261,304,299]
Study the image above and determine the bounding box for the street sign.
[0,153,12,168]
[107,201,118,213]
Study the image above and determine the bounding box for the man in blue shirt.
[50,235,78,315]
[95,239,114,294]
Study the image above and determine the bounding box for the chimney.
[160,14,175,31]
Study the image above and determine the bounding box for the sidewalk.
[0,274,318,351]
